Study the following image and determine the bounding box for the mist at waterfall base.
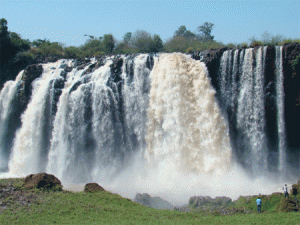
[0,52,291,206]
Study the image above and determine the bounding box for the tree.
[174,25,196,39]
[260,31,284,45]
[130,30,152,53]
[164,36,191,53]
[32,39,51,47]
[103,34,115,54]
[197,22,214,41]
[64,46,83,59]
[123,32,132,44]
[0,18,14,86]
[9,32,30,52]
[150,34,163,52]
[261,31,272,45]
[0,18,12,58]
[80,38,104,57]
[271,34,284,45]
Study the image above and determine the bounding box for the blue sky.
[1,0,299,47]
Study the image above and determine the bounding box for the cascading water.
[0,50,292,204]
[46,55,152,183]
[0,71,24,171]
[146,53,232,173]
[275,46,286,173]
[218,46,287,176]
[9,60,72,175]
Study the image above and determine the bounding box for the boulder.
[189,196,232,207]
[134,193,151,207]
[134,193,173,210]
[84,183,105,193]
[23,173,62,190]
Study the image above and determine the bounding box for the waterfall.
[122,54,151,156]
[0,48,292,191]
[9,60,71,175]
[46,55,152,183]
[47,58,115,182]
[275,46,286,173]
[0,71,23,171]
[146,53,232,173]
[219,47,268,173]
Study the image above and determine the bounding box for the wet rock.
[84,183,105,193]
[134,193,173,210]
[22,64,43,85]
[23,173,62,190]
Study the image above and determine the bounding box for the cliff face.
[193,43,300,172]
[283,44,300,153]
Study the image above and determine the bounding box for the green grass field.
[1,178,300,224]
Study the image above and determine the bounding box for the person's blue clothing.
[256,198,262,213]
[256,198,262,205]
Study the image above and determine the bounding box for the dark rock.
[134,193,173,210]
[23,173,62,190]
[69,81,82,93]
[189,196,232,207]
[75,58,91,67]
[84,183,105,193]
[64,66,73,73]
[192,48,228,88]
[82,63,96,75]
[146,55,154,70]
[134,193,151,207]
[22,64,43,84]
[110,57,123,83]
[18,64,44,109]
[282,43,300,164]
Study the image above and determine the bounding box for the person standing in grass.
[256,196,262,213]
[283,184,289,199]
[292,185,298,202]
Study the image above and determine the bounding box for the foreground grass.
[1,179,300,224]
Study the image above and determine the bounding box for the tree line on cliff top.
[1,17,299,88]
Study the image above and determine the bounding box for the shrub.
[240,42,248,48]
[14,51,34,63]
[276,198,298,212]
[195,41,225,52]
[250,40,264,47]
[279,39,300,45]
[226,43,237,49]
[291,54,300,71]
[185,47,194,54]
[63,46,82,59]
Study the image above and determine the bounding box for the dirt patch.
[0,185,41,213]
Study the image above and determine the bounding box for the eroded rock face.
[189,196,232,207]
[23,173,62,189]
[134,193,173,210]
[22,64,43,84]
[282,43,300,156]
[84,183,105,193]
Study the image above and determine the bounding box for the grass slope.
[1,178,300,224]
